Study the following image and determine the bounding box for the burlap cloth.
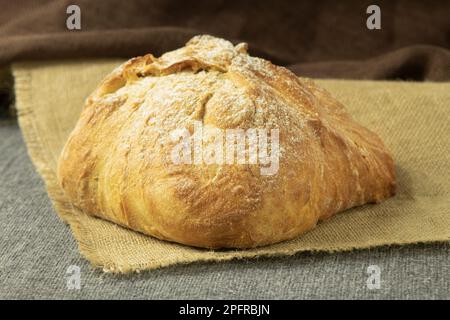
[12,60,450,273]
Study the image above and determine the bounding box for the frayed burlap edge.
[12,63,450,274]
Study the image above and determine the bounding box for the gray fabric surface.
[0,120,449,300]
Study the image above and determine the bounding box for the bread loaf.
[57,35,395,248]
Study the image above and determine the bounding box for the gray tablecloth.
[0,120,448,300]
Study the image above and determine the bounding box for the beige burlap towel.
[12,60,450,273]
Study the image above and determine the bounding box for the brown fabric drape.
[1,0,449,116]
[1,0,449,81]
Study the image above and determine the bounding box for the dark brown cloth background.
[1,0,449,78]
[1,0,449,115]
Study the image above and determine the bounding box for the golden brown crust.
[57,35,395,248]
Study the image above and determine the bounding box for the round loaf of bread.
[57,35,395,248]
